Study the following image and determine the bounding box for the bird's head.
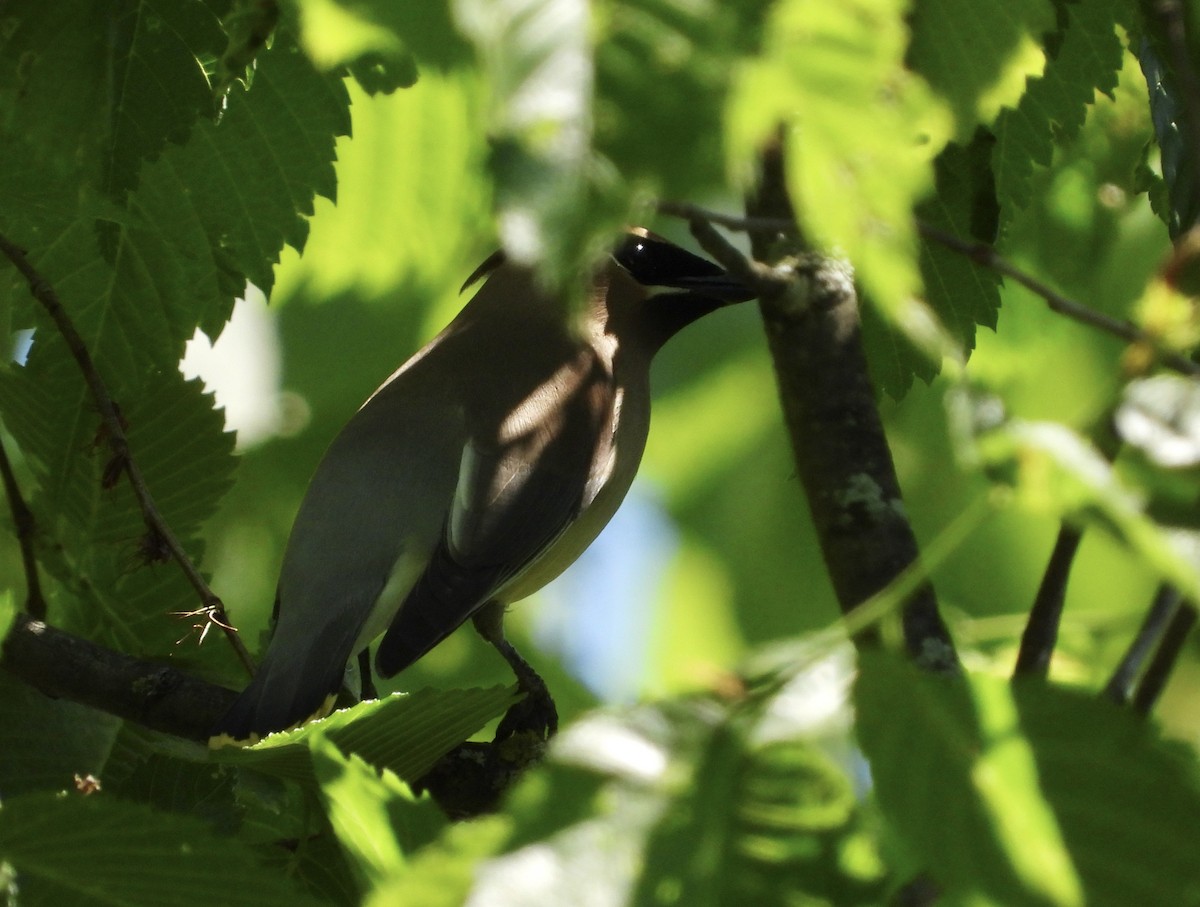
[603,227,757,349]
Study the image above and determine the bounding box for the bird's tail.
[208,646,346,746]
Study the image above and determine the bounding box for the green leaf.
[104,748,240,835]
[0,794,323,906]
[856,654,1084,907]
[365,817,511,907]
[857,654,1200,907]
[311,735,408,890]
[273,71,491,306]
[1012,682,1200,907]
[594,0,768,200]
[400,700,882,905]
[913,131,1003,363]
[287,0,470,89]
[0,672,121,798]
[728,0,955,395]
[908,0,1054,139]
[0,589,13,643]
[455,0,624,288]
[292,0,472,74]
[994,0,1124,230]
[212,686,518,783]
[311,734,446,892]
[949,386,1200,602]
[103,0,225,197]
[0,0,222,195]
[0,353,237,656]
[634,730,884,906]
[164,27,350,298]
[1,23,349,361]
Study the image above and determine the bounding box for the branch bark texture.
[745,144,958,671]
[2,612,234,742]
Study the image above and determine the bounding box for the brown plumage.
[211,229,755,742]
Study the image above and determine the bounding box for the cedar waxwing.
[211,228,756,743]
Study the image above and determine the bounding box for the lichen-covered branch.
[741,143,958,672]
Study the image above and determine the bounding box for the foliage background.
[1,0,1199,904]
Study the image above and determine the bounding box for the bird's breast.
[497,364,652,602]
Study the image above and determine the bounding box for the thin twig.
[657,200,797,235]
[656,200,798,297]
[1103,583,1181,705]
[917,222,1200,377]
[1013,525,1084,678]
[0,231,254,677]
[662,204,1200,377]
[0,434,45,619]
[682,217,795,300]
[1131,600,1196,716]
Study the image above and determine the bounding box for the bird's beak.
[612,229,758,304]
[659,271,758,303]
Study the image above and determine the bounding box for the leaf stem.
[0,231,254,677]
[917,222,1200,377]
[0,433,45,619]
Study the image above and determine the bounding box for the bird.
[210,227,756,744]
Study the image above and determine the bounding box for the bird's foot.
[495,671,558,742]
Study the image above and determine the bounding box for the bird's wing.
[214,396,466,739]
[375,350,615,676]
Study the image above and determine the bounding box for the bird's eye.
[612,237,649,274]
[612,234,724,287]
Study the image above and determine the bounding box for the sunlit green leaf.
[212,685,518,783]
[273,71,491,308]
[860,654,1200,907]
[857,654,1083,906]
[909,0,1054,139]
[993,0,1124,230]
[950,386,1200,601]
[728,0,955,394]
[311,734,433,890]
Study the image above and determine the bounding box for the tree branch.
[737,142,958,672]
[1103,583,1181,705]
[0,433,45,619]
[657,200,796,236]
[1013,525,1084,678]
[0,232,254,676]
[1132,599,1196,716]
[1,611,543,818]
[1,612,235,741]
[917,222,1200,377]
